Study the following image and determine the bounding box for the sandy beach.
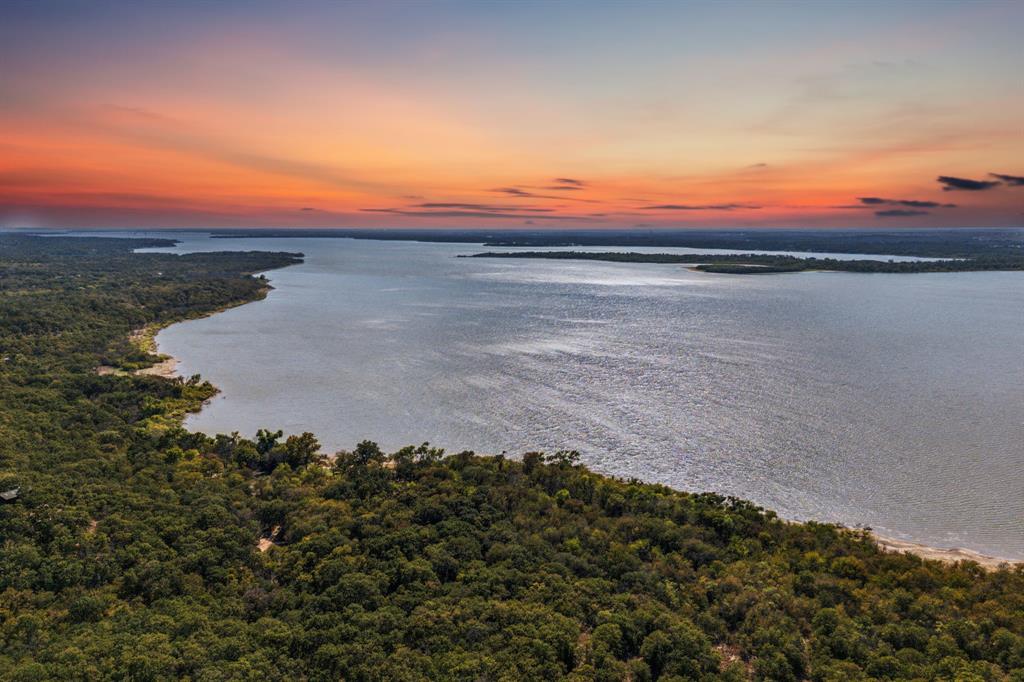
[128,323,181,379]
[135,355,179,379]
[873,533,1020,570]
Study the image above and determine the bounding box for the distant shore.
[466,249,1024,275]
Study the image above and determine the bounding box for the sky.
[1,0,1022,230]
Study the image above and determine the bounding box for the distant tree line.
[209,227,1024,259]
[467,250,1024,274]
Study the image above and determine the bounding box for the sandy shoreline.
[135,355,179,379]
[871,532,1020,570]
[129,323,181,379]
[127,283,276,381]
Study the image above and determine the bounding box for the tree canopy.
[1,234,1022,681]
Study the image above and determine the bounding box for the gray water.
[142,233,1023,560]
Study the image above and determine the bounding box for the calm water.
[141,233,1023,559]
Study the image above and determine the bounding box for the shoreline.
[133,282,276,381]
[871,532,1020,570]
[142,269,1021,573]
[135,355,179,379]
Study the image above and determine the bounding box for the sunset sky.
[1,0,1022,230]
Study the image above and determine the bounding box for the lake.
[139,232,1023,560]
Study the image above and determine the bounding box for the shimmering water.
[144,233,1023,559]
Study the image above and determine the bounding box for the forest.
[1,233,1023,681]
[466,250,1024,275]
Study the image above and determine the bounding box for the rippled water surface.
[144,234,1023,559]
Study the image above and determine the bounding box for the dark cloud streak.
[361,208,593,220]
[642,203,761,211]
[492,187,532,197]
[875,209,930,217]
[937,175,1000,191]
[415,202,554,212]
[858,197,956,208]
[990,173,1024,186]
[490,187,599,203]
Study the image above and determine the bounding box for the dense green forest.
[2,234,1023,681]
[465,251,1024,275]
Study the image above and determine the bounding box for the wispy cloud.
[537,177,587,191]
[489,187,599,203]
[91,104,394,193]
[492,187,533,197]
